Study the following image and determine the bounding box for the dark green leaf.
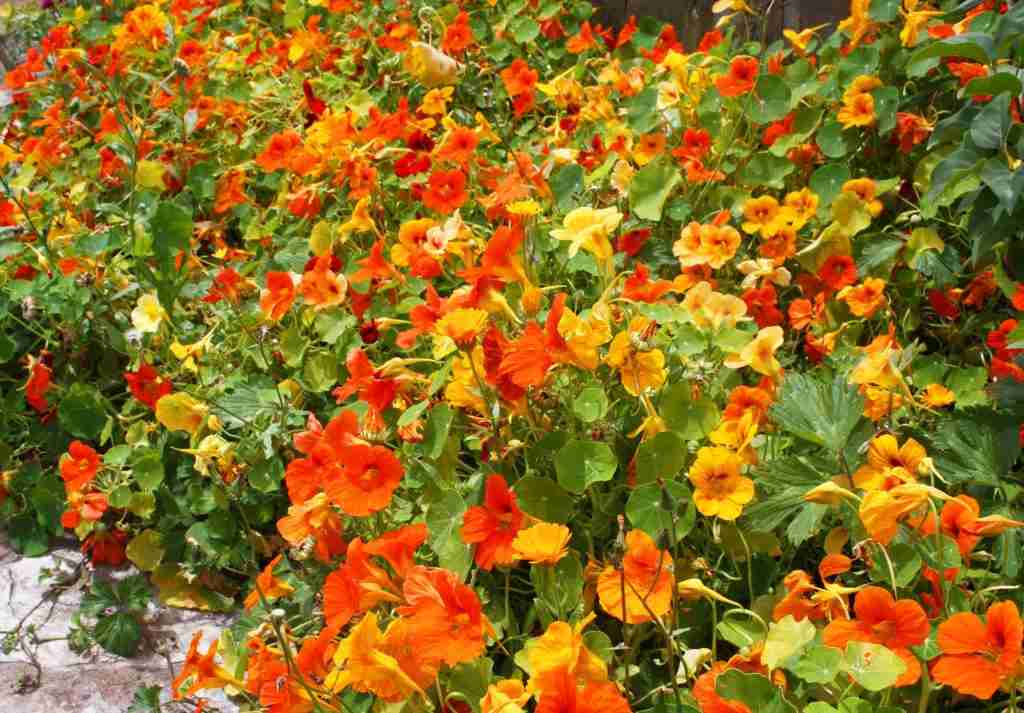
[59,383,108,440]
[94,612,142,657]
[515,476,573,522]
[555,439,617,493]
[770,373,865,452]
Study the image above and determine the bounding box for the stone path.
[0,534,238,712]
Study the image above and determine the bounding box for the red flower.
[817,255,858,290]
[24,355,52,414]
[460,474,525,570]
[421,170,468,214]
[716,55,759,97]
[928,289,960,320]
[60,441,101,491]
[124,363,173,410]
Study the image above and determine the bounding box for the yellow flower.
[838,0,876,50]
[339,196,378,237]
[687,446,755,521]
[724,325,784,377]
[170,331,215,373]
[507,200,541,217]
[852,434,927,491]
[419,86,455,116]
[604,318,666,396]
[512,523,571,565]
[131,292,166,334]
[741,196,789,237]
[0,143,17,169]
[480,680,529,713]
[920,383,955,408]
[176,435,234,478]
[843,75,883,102]
[156,392,209,435]
[901,9,941,47]
[804,481,860,506]
[550,206,622,262]
[783,24,828,54]
[434,308,489,354]
[445,346,487,413]
[838,92,876,128]
[558,304,612,371]
[783,188,819,228]
[528,613,607,693]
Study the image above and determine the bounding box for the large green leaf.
[515,476,573,522]
[150,201,193,271]
[842,642,906,691]
[555,439,617,493]
[629,159,681,221]
[770,373,865,452]
[748,75,792,125]
[59,383,108,440]
[634,431,686,485]
[626,480,694,541]
[971,93,1012,151]
[94,612,142,657]
[930,410,1020,485]
[715,670,796,713]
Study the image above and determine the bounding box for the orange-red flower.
[421,169,468,214]
[59,440,101,492]
[260,271,299,321]
[324,444,405,517]
[124,363,172,410]
[823,586,929,686]
[461,474,525,570]
[932,600,1024,700]
[244,555,295,610]
[940,495,1024,558]
[397,565,489,666]
[715,56,759,97]
[596,530,673,623]
[24,355,52,414]
[534,666,631,713]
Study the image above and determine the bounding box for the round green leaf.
[555,439,617,493]
[59,383,108,440]
[515,476,573,522]
[572,385,608,423]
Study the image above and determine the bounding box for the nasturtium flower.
[329,612,433,702]
[852,434,927,491]
[324,444,404,517]
[244,554,295,610]
[398,565,489,666]
[824,586,929,687]
[550,206,622,262]
[715,55,759,97]
[260,272,299,321]
[481,680,530,713]
[838,277,888,317]
[528,613,607,693]
[512,522,571,565]
[155,392,208,435]
[724,325,784,378]
[858,483,939,545]
[461,474,524,570]
[604,318,667,396]
[837,91,876,128]
[932,600,1024,700]
[171,632,240,700]
[688,446,754,520]
[434,308,489,353]
[941,495,1024,558]
[131,292,166,333]
[596,529,674,623]
[59,440,100,492]
[741,195,786,237]
[535,667,631,713]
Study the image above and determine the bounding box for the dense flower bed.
[2,0,1024,711]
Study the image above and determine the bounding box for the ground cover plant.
[2,0,1024,711]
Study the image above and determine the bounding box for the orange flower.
[436,127,479,166]
[512,522,571,565]
[277,492,347,562]
[461,474,525,570]
[772,555,852,623]
[823,586,928,686]
[323,539,402,628]
[941,495,1024,558]
[329,612,434,702]
[838,278,888,317]
[528,613,607,693]
[501,58,538,98]
[852,434,927,491]
[858,483,934,545]
[397,565,489,666]
[244,555,295,610]
[172,632,239,699]
[422,170,468,214]
[715,55,759,97]
[324,444,404,517]
[299,255,348,310]
[837,92,876,128]
[255,130,305,173]
[24,355,52,414]
[260,271,299,321]
[692,662,752,713]
[596,530,673,623]
[534,667,631,713]
[932,600,1024,700]
[59,440,100,492]
[688,446,755,520]
[740,196,784,237]
[213,169,248,214]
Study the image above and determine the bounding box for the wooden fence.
[593,0,851,47]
